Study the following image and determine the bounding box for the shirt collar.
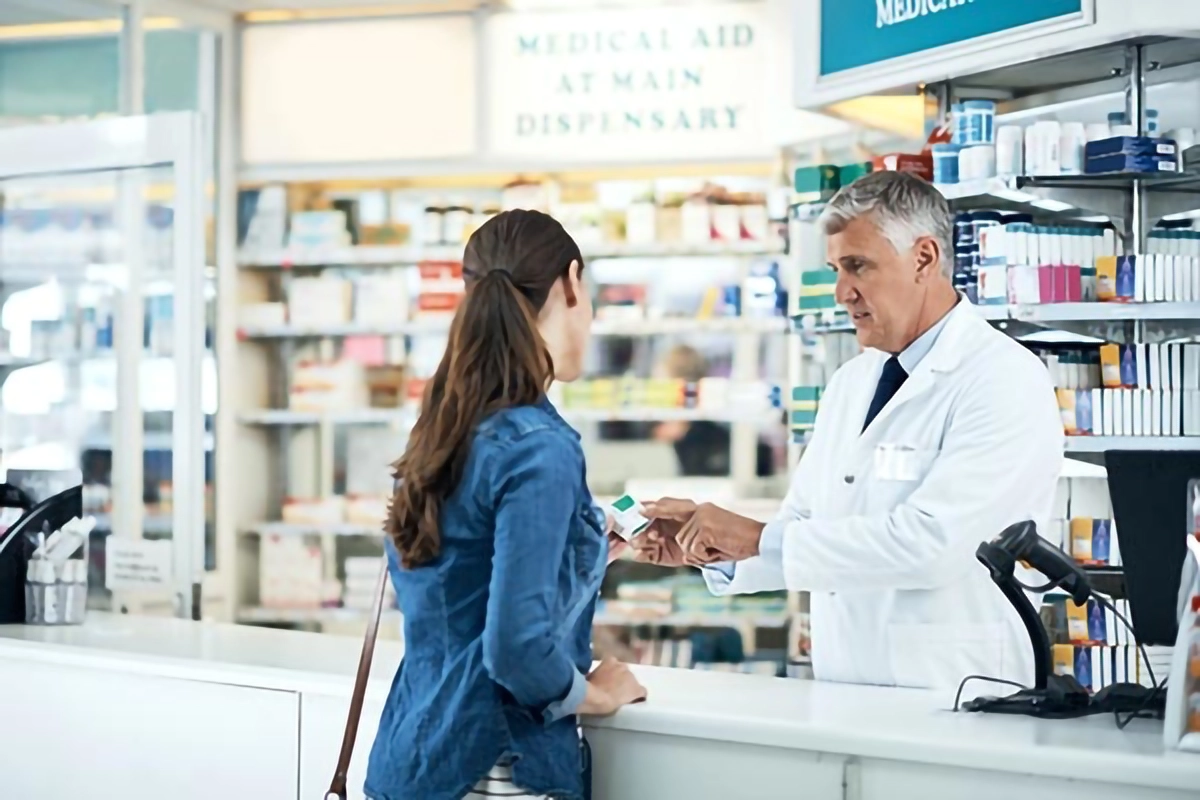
[537,394,580,440]
[895,295,961,375]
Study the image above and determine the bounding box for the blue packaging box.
[1085,136,1177,160]
[1086,152,1178,175]
[1092,519,1111,563]
[1115,256,1137,299]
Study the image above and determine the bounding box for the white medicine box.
[290,277,352,327]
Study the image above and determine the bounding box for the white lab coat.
[710,302,1064,692]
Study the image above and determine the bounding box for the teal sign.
[820,0,1085,76]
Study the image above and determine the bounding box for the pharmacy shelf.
[937,173,1200,221]
[242,521,382,537]
[794,302,1200,334]
[591,317,788,336]
[236,606,401,626]
[0,354,45,371]
[81,432,215,451]
[1010,302,1200,323]
[238,316,788,340]
[561,407,781,424]
[241,406,781,426]
[239,409,413,426]
[237,244,462,268]
[238,240,786,269]
[90,513,174,535]
[1064,436,1200,453]
[237,319,451,339]
[581,240,785,259]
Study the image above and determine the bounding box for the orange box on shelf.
[418,260,464,281]
[418,293,463,315]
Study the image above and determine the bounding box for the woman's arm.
[481,429,587,723]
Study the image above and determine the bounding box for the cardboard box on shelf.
[625,202,657,245]
[354,274,409,325]
[289,360,369,411]
[346,495,388,527]
[281,496,346,526]
[239,302,287,330]
[366,365,407,407]
[290,277,353,327]
[872,153,934,182]
[259,535,324,609]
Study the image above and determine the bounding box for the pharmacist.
[634,171,1064,691]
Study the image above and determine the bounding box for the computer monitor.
[1103,450,1198,646]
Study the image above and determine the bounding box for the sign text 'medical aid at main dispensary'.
[487,3,770,161]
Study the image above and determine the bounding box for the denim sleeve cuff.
[758,520,786,559]
[543,669,588,723]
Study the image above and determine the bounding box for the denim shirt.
[365,398,607,800]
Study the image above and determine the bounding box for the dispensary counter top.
[1,614,1196,800]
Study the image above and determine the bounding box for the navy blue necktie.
[863,356,908,432]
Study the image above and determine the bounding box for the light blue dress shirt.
[714,299,961,578]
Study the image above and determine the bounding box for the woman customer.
[365,209,646,800]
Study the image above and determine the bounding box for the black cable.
[956,583,1165,726]
[953,674,1028,712]
[1093,594,1165,729]
[1015,575,1060,593]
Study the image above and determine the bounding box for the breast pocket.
[867,445,939,512]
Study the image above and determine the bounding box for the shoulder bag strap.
[325,562,390,800]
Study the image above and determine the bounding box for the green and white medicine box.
[609,494,651,542]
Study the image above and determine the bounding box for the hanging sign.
[486,3,770,162]
[820,0,1086,76]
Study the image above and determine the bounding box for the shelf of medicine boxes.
[236,239,786,270]
[238,315,789,340]
[937,172,1200,224]
[794,170,1200,231]
[792,302,1200,335]
[239,405,784,427]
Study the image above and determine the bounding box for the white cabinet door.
[300,692,386,800]
[0,659,300,800]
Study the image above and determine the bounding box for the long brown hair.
[386,209,584,568]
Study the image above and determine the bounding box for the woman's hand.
[579,657,647,716]
[604,512,628,564]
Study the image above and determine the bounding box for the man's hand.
[629,498,693,567]
[674,503,766,566]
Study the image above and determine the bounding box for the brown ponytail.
[386,210,584,568]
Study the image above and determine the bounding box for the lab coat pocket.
[867,447,939,513]
[888,622,1004,692]
[872,445,939,483]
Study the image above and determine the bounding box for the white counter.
[0,614,1196,800]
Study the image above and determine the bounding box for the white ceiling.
[0,0,470,25]
[187,0,468,10]
[0,0,118,25]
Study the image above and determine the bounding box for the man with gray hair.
[633,171,1064,693]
